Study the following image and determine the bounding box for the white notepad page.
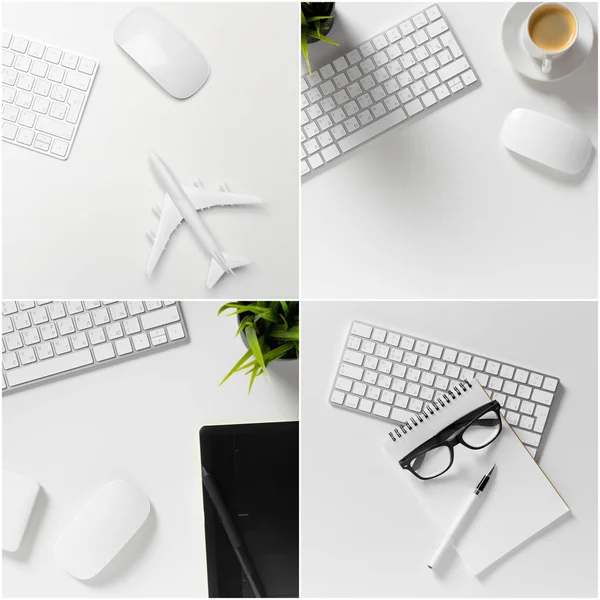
[384,384,569,574]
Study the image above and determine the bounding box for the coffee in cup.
[523,3,578,74]
[528,3,577,51]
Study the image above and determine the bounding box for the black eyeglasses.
[399,400,503,480]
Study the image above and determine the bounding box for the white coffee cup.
[522,2,578,74]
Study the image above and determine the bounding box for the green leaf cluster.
[219,301,300,394]
[301,2,339,74]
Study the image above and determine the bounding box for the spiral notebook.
[383,380,569,575]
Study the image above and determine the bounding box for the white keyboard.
[330,321,560,459]
[301,4,480,178]
[2,31,98,160]
[2,301,188,393]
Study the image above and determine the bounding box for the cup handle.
[542,58,553,74]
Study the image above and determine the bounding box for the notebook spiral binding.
[387,379,472,442]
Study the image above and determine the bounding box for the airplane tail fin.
[207,253,251,289]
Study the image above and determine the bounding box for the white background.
[302,2,598,299]
[3,301,299,597]
[2,2,299,299]
[301,300,597,597]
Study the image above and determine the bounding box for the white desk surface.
[301,300,597,597]
[301,2,598,300]
[3,301,299,598]
[2,2,299,299]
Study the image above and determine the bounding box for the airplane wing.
[146,184,264,278]
[146,194,183,278]
[183,186,264,211]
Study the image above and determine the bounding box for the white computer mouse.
[501,108,592,175]
[54,479,151,580]
[114,7,209,99]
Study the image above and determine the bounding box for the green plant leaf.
[262,342,295,362]
[219,347,253,386]
[307,31,339,46]
[220,301,299,393]
[235,315,253,337]
[218,303,278,322]
[270,326,299,341]
[301,31,311,74]
[248,364,261,394]
[245,327,271,382]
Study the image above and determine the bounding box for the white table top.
[2,2,299,299]
[3,301,299,597]
[301,300,597,597]
[301,2,598,300]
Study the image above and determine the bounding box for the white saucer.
[501,2,595,82]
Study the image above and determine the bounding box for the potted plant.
[301,2,338,74]
[219,301,299,393]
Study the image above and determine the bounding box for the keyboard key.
[344,350,364,366]
[512,428,541,447]
[533,404,549,433]
[338,107,407,152]
[6,349,93,386]
[78,57,96,75]
[367,385,381,400]
[61,52,79,69]
[426,18,449,38]
[372,401,391,418]
[18,347,36,365]
[114,337,133,355]
[399,21,415,36]
[505,411,519,426]
[517,385,532,400]
[35,115,74,140]
[426,6,442,21]
[3,352,19,370]
[391,407,414,422]
[528,372,543,387]
[437,57,469,82]
[5,332,23,351]
[358,398,373,413]
[514,369,529,383]
[27,41,45,58]
[13,55,31,72]
[519,415,534,430]
[106,323,123,340]
[321,144,340,162]
[331,390,345,405]
[475,372,488,386]
[53,338,71,355]
[344,395,359,409]
[520,400,534,415]
[506,396,520,411]
[132,332,150,351]
[409,398,423,412]
[531,389,553,405]
[167,323,185,341]
[93,342,115,362]
[339,363,363,380]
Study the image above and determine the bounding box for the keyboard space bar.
[6,349,94,387]
[338,108,408,153]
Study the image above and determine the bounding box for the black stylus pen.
[202,467,265,598]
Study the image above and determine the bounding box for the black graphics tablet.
[200,421,299,598]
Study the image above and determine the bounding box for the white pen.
[428,464,496,570]
[148,152,233,276]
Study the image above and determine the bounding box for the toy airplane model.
[146,153,264,288]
